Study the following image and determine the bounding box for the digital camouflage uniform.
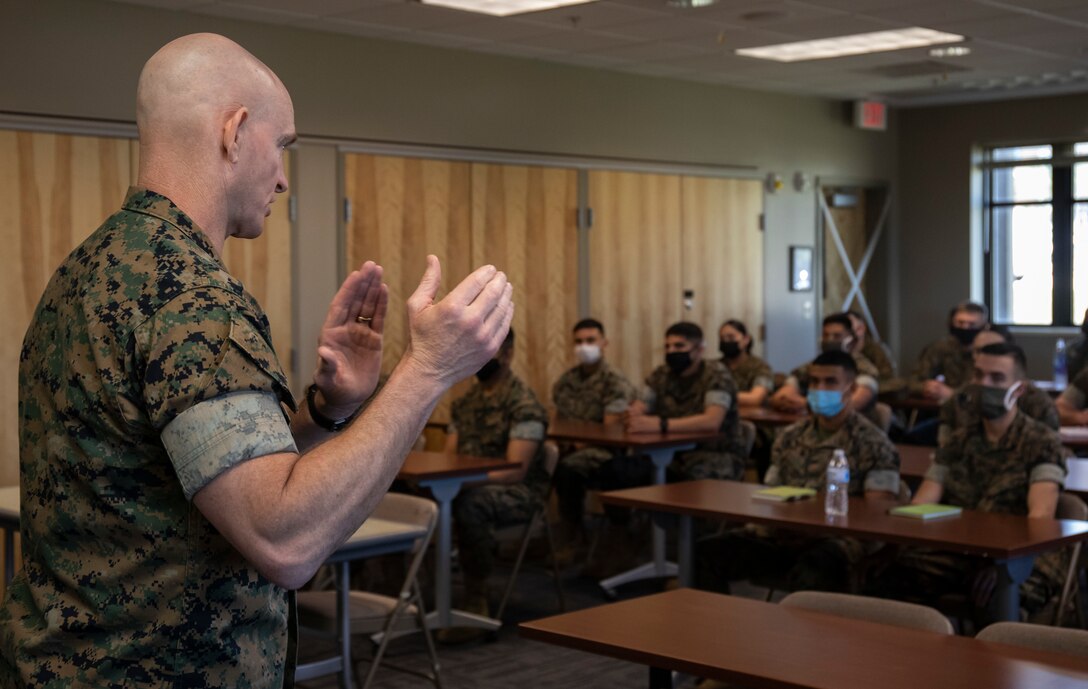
[910,335,974,394]
[643,361,745,481]
[551,363,634,525]
[0,189,299,688]
[938,383,1059,447]
[697,413,900,594]
[860,339,896,382]
[450,374,548,588]
[876,412,1068,617]
[725,355,774,394]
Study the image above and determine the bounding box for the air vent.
[861,60,970,79]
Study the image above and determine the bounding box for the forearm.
[194,357,445,589]
[1027,482,1059,519]
[666,410,724,433]
[737,387,768,407]
[911,479,944,504]
[1056,399,1084,426]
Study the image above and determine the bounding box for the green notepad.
[889,503,963,521]
[753,486,817,502]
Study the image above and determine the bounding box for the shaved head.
[136,33,295,250]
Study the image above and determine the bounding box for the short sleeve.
[926,445,954,484]
[510,383,548,438]
[860,434,900,495]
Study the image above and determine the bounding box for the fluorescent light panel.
[736,27,965,62]
[421,0,596,17]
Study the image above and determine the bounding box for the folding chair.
[296,493,441,689]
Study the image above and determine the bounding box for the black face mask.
[820,339,846,354]
[476,359,501,382]
[719,341,741,359]
[666,351,693,374]
[950,326,980,347]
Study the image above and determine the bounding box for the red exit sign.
[854,100,887,131]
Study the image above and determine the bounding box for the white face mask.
[574,343,602,365]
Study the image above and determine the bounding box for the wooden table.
[398,450,520,631]
[547,418,723,594]
[737,405,807,428]
[1061,426,1088,452]
[599,479,1088,621]
[520,588,1088,689]
[295,517,428,689]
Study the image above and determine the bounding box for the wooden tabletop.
[397,451,519,481]
[896,443,934,479]
[599,479,1088,559]
[520,589,1088,689]
[737,405,807,427]
[547,418,724,450]
[1061,426,1088,450]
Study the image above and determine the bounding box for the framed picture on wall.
[790,246,813,292]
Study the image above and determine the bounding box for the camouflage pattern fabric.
[725,354,774,393]
[1,188,298,688]
[765,413,901,495]
[1059,368,1088,410]
[450,374,548,586]
[860,339,896,381]
[939,383,1060,447]
[696,411,899,594]
[879,412,1068,616]
[551,362,633,423]
[1067,335,1088,383]
[644,361,745,480]
[910,335,974,394]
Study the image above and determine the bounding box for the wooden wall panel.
[588,171,683,388]
[0,131,132,487]
[470,163,579,410]
[343,154,474,422]
[681,177,764,356]
[221,152,293,387]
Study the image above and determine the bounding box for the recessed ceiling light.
[929,45,971,58]
[736,27,965,62]
[420,0,597,17]
[666,0,718,8]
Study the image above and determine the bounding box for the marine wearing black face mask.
[719,341,741,360]
[949,325,981,347]
[666,351,693,374]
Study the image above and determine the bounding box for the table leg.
[649,666,674,689]
[677,515,693,588]
[599,446,691,594]
[338,561,352,689]
[421,476,502,632]
[992,555,1035,622]
[4,528,13,585]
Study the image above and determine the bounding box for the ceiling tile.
[512,27,635,51]
[593,39,710,61]
[332,2,482,30]
[863,1,1007,27]
[599,15,729,41]
[192,2,312,24]
[438,16,557,40]
[223,0,383,16]
[515,1,666,30]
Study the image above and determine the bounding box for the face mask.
[476,358,501,382]
[574,343,601,366]
[950,326,980,346]
[967,381,1021,420]
[665,351,693,374]
[719,341,741,359]
[807,389,845,417]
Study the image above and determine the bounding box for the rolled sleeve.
[763,465,782,486]
[705,390,732,410]
[161,391,297,500]
[753,374,774,391]
[510,420,545,442]
[1030,462,1066,486]
[642,387,657,410]
[864,469,900,494]
[856,374,879,395]
[604,398,630,415]
[784,375,801,391]
[924,462,949,484]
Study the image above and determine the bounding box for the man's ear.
[221,106,249,164]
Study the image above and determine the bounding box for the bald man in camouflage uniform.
[627,322,745,481]
[873,343,1068,622]
[551,319,634,537]
[443,330,548,641]
[0,35,514,688]
[698,351,901,593]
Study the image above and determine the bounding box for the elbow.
[247,540,324,590]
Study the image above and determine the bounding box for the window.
[985,142,1088,327]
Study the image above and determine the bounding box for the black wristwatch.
[659,416,669,434]
[306,384,359,432]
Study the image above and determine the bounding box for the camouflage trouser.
[668,450,745,482]
[696,525,862,594]
[554,447,645,525]
[866,547,1066,619]
[453,483,541,588]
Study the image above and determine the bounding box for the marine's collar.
[122,186,223,263]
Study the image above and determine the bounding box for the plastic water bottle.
[1055,338,1068,389]
[825,449,850,518]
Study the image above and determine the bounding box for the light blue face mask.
[807,389,845,417]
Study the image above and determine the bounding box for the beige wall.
[2,0,898,385]
[897,91,1088,379]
